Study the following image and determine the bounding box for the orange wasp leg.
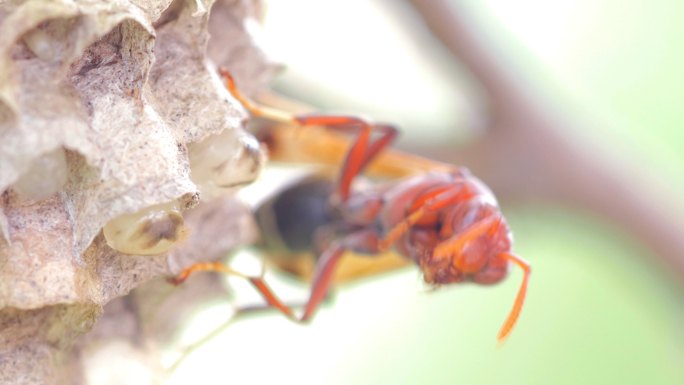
[294,116,398,201]
[169,243,355,324]
[300,242,346,321]
[219,68,296,124]
[170,262,296,319]
[219,67,398,202]
[300,229,381,321]
[496,253,531,343]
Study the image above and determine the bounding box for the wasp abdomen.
[255,177,339,254]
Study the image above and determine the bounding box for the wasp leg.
[300,242,346,321]
[166,299,311,375]
[219,68,296,124]
[293,116,397,202]
[219,67,397,202]
[169,232,375,324]
[170,261,296,319]
[301,229,381,321]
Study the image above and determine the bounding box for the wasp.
[171,68,531,343]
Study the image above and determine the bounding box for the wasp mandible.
[171,68,531,343]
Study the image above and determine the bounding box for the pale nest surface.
[0,0,275,383]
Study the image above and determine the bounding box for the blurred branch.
[409,0,684,282]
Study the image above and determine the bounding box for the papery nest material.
[0,0,276,383]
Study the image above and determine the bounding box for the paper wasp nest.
[0,0,275,383]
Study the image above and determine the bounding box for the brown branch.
[409,0,684,282]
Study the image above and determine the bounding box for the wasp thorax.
[12,148,68,201]
[103,201,189,255]
[189,130,264,198]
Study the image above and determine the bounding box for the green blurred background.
[168,0,684,384]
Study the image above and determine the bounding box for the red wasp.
[171,68,531,343]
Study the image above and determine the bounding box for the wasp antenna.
[496,253,531,343]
